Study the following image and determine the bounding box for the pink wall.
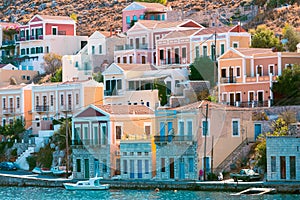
[122,10,146,32]
[45,23,74,36]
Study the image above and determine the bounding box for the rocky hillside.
[0,0,300,36]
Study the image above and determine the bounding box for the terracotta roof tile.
[235,48,274,56]
[163,29,199,39]
[95,105,154,115]
[138,20,186,29]
[117,64,157,71]
[38,15,75,22]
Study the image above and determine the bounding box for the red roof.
[95,105,154,115]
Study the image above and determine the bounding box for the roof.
[117,64,157,71]
[38,15,75,22]
[163,29,199,39]
[95,105,154,115]
[194,25,246,36]
[137,2,167,10]
[0,22,19,27]
[234,48,274,56]
[0,84,28,90]
[138,20,187,29]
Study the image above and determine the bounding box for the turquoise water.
[0,187,299,200]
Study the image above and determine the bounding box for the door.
[179,158,185,180]
[135,38,140,49]
[94,159,100,177]
[254,124,262,140]
[84,159,89,178]
[169,158,174,179]
[167,49,171,64]
[258,91,263,106]
[280,156,286,179]
[130,160,134,179]
[111,79,117,95]
[230,93,235,106]
[137,160,142,178]
[141,56,146,64]
[175,48,180,63]
[229,67,234,83]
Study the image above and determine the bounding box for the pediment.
[30,15,43,23]
[123,2,145,11]
[76,107,106,118]
[102,63,123,75]
[89,31,106,40]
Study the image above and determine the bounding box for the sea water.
[0,186,299,200]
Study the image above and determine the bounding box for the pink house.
[122,2,171,32]
[114,19,203,65]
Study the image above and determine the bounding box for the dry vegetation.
[0,0,299,36]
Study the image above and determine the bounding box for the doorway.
[169,158,174,179]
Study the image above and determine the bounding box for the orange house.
[218,48,300,107]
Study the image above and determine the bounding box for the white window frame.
[285,63,293,69]
[268,64,275,76]
[201,118,210,137]
[219,42,225,55]
[257,90,264,102]
[232,118,240,137]
[52,26,58,35]
[235,91,242,104]
[236,66,241,78]
[248,90,255,102]
[256,65,263,76]
[144,122,152,136]
[232,41,239,48]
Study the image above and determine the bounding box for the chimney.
[72,77,79,82]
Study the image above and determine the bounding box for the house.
[266,136,300,181]
[122,2,172,32]
[102,63,190,109]
[114,19,203,66]
[218,48,300,108]
[0,67,38,87]
[16,14,88,72]
[0,22,19,63]
[0,84,33,129]
[31,79,103,135]
[62,30,126,82]
[71,104,155,179]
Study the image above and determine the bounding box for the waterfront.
[0,187,300,200]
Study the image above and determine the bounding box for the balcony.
[115,44,134,51]
[159,58,183,65]
[104,90,122,96]
[2,108,15,115]
[71,139,105,147]
[35,105,49,113]
[220,76,237,84]
[2,40,15,46]
[222,100,271,108]
[61,105,73,113]
[16,35,44,41]
[154,135,194,143]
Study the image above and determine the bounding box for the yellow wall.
[23,89,32,129]
[84,86,104,107]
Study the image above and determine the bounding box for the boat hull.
[63,183,109,190]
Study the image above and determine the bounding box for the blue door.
[94,159,100,177]
[254,124,262,140]
[138,160,142,178]
[160,122,165,141]
[179,158,185,180]
[130,160,134,179]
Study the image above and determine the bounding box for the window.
[202,120,209,136]
[221,69,226,78]
[123,152,127,156]
[137,152,142,156]
[35,96,39,106]
[232,119,240,136]
[133,15,137,21]
[31,47,35,54]
[126,16,131,24]
[99,45,102,54]
[116,126,122,140]
[290,156,296,179]
[236,67,240,77]
[203,46,207,57]
[220,44,225,55]
[26,48,29,54]
[60,94,64,106]
[52,27,57,35]
[123,160,127,174]
[175,80,180,88]
[271,156,276,172]
[76,159,81,172]
[179,121,184,136]
[269,65,274,75]
[182,47,186,58]
[189,158,194,172]
[233,42,238,48]
[187,121,192,136]
[195,46,200,58]
[50,95,54,106]
[159,49,164,60]
[68,94,72,108]
[145,125,150,136]
[76,93,79,105]
[145,152,149,156]
[21,49,25,55]
[145,160,149,174]
[16,97,20,109]
[161,158,165,172]
[92,46,95,54]
[257,65,263,76]
[139,15,145,20]
[117,79,122,90]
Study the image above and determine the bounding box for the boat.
[51,166,71,176]
[32,167,52,175]
[63,175,109,190]
[231,187,276,196]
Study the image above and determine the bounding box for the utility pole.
[203,103,208,181]
[211,135,214,175]
[213,31,217,85]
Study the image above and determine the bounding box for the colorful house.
[218,48,300,107]
[71,104,155,179]
[114,20,203,65]
[122,2,171,32]
[0,22,19,63]
[31,79,103,135]
[16,14,88,72]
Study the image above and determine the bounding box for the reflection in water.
[0,187,299,200]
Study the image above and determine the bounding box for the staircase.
[15,146,35,170]
[215,138,255,173]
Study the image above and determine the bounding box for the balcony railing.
[159,58,183,65]
[115,44,134,51]
[35,105,49,112]
[2,40,15,46]
[16,35,43,41]
[220,76,237,84]
[221,100,271,108]
[71,139,106,146]
[104,90,121,96]
[2,108,15,115]
[154,135,193,143]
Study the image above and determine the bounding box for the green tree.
[36,144,54,168]
[189,56,215,87]
[50,67,62,82]
[154,80,167,106]
[272,64,300,105]
[93,71,103,83]
[254,118,289,170]
[52,119,71,150]
[42,53,62,76]
[282,24,300,52]
[250,25,282,50]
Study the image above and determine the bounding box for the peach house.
[218,48,300,107]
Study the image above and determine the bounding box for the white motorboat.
[231,187,276,196]
[63,175,109,190]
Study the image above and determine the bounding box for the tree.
[272,64,300,105]
[282,24,300,52]
[36,144,54,168]
[254,118,289,171]
[154,79,168,106]
[93,71,103,83]
[250,25,283,50]
[42,53,62,75]
[50,68,62,82]
[189,56,215,87]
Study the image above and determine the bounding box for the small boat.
[51,166,71,176]
[32,167,52,175]
[63,175,109,190]
[231,187,276,196]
